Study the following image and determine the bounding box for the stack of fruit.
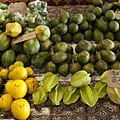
[0,0,120,119]
[0,61,38,119]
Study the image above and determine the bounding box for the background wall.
[0,0,118,5]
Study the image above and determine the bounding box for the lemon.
[25,67,34,77]
[11,98,30,120]
[5,80,14,93]
[0,69,9,80]
[8,64,14,71]
[9,79,27,99]
[12,66,28,80]
[13,61,24,68]
[25,77,39,94]
[0,93,13,111]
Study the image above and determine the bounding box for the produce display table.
[0,4,120,120]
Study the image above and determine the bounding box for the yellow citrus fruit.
[25,67,34,77]
[9,79,27,99]
[13,61,24,68]
[0,93,13,111]
[8,64,14,71]
[25,77,39,94]
[8,71,13,80]
[11,98,30,120]
[5,80,14,93]
[12,66,28,80]
[0,69,9,80]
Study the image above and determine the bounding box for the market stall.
[0,0,120,120]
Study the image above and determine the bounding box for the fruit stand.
[0,0,120,120]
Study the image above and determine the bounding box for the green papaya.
[31,51,51,69]
[2,48,16,67]
[0,32,11,51]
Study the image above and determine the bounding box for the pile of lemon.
[0,61,39,120]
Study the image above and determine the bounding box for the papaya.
[31,51,51,69]
[5,22,22,37]
[11,42,23,52]
[23,38,40,55]
[2,49,16,67]
[35,25,50,41]
[0,32,11,51]
[16,52,31,67]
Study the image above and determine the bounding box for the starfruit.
[63,86,80,105]
[80,85,98,107]
[32,85,48,105]
[43,72,59,92]
[49,84,65,105]
[70,70,91,87]
[107,86,120,104]
[100,70,108,83]
[94,81,107,98]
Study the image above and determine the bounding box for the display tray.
[0,5,120,120]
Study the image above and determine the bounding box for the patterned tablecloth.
[0,5,120,120]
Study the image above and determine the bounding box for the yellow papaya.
[35,25,50,41]
[5,22,22,37]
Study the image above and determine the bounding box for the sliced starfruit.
[49,84,65,105]
[94,81,107,98]
[32,85,48,105]
[70,70,91,87]
[43,72,59,92]
[80,85,98,107]
[107,86,120,104]
[100,70,108,83]
[63,86,80,105]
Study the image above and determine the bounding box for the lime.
[50,18,60,28]
[73,32,84,43]
[109,21,119,33]
[51,33,62,44]
[84,30,93,41]
[105,10,115,21]
[88,5,95,12]
[92,0,103,7]
[79,21,89,31]
[0,77,3,89]
[86,13,96,23]
[92,7,102,18]
[68,23,79,34]
[62,33,72,43]
[72,13,83,24]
